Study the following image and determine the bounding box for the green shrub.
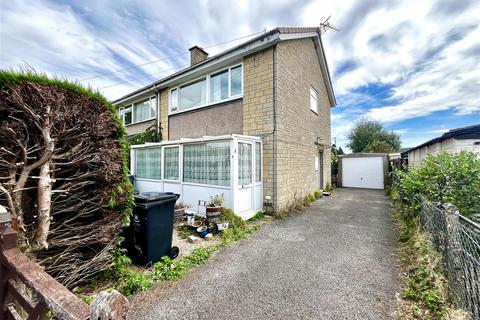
[219,208,246,229]
[314,189,322,199]
[248,211,265,221]
[120,270,154,296]
[324,182,332,192]
[308,193,316,202]
[395,151,480,217]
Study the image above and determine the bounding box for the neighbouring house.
[403,124,480,167]
[113,27,336,218]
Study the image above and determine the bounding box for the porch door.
[318,151,324,189]
[236,141,253,215]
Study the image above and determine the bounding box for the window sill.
[169,95,243,116]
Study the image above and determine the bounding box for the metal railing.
[417,196,480,319]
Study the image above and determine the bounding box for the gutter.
[272,44,278,212]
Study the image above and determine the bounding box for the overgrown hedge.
[394,151,480,217]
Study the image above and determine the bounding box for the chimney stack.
[189,46,209,66]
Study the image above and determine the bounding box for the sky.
[1,0,479,150]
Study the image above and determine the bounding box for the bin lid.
[134,192,177,203]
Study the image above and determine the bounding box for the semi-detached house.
[113,27,336,219]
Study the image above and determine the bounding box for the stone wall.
[242,48,275,209]
[159,88,169,140]
[275,38,332,209]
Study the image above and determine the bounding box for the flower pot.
[197,226,208,238]
[192,220,203,229]
[206,205,223,224]
[174,207,186,223]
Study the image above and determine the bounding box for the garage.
[338,153,388,189]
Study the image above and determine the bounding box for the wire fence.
[417,195,480,319]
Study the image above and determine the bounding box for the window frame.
[310,86,318,114]
[162,145,180,181]
[134,147,162,180]
[182,141,231,187]
[169,63,243,115]
[119,95,157,126]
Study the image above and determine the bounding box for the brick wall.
[242,48,275,208]
[275,38,332,209]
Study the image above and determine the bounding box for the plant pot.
[206,205,223,224]
[197,226,208,238]
[217,222,229,231]
[192,220,203,229]
[174,207,186,223]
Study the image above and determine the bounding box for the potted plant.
[197,225,208,238]
[174,202,188,223]
[206,193,224,224]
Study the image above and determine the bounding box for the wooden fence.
[0,220,128,319]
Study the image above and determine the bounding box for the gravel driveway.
[128,188,400,320]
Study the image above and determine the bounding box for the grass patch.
[248,211,265,221]
[274,190,322,220]
[176,224,193,239]
[391,189,466,320]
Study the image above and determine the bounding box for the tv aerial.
[320,16,341,34]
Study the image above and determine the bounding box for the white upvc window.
[310,86,318,114]
[119,96,157,126]
[169,63,243,114]
[135,147,161,179]
[163,146,179,181]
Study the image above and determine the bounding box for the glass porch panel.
[238,142,252,185]
[135,147,161,179]
[163,147,179,180]
[183,141,230,186]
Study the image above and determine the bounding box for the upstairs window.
[230,65,243,96]
[210,69,229,103]
[310,87,318,114]
[119,96,156,125]
[124,107,132,125]
[179,78,207,111]
[133,98,156,123]
[170,64,243,113]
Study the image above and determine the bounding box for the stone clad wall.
[159,88,169,140]
[242,48,275,208]
[275,38,332,209]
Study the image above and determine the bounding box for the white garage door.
[342,157,384,189]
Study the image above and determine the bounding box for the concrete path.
[129,188,400,320]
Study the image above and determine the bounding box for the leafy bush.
[248,211,265,221]
[314,189,322,199]
[395,151,480,216]
[324,183,333,192]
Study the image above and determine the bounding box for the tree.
[363,140,395,153]
[0,71,133,288]
[347,117,400,152]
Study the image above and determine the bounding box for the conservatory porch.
[130,134,263,220]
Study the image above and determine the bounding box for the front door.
[236,141,253,215]
[319,151,324,189]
